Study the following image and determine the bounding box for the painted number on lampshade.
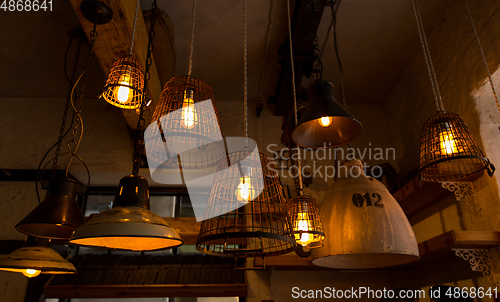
[1,0,52,11]
[352,193,383,207]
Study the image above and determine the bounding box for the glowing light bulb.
[114,71,133,104]
[440,131,457,155]
[318,116,332,127]
[181,89,197,129]
[296,212,314,247]
[236,176,253,201]
[22,269,41,278]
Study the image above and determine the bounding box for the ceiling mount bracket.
[80,0,113,25]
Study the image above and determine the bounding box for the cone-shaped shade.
[16,178,86,240]
[287,195,325,247]
[101,57,144,109]
[69,175,183,251]
[419,112,491,182]
[311,160,419,269]
[292,80,362,148]
[0,237,76,277]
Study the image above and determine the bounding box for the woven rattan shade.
[145,75,223,169]
[196,152,296,257]
[287,195,325,247]
[101,57,144,109]
[419,112,490,182]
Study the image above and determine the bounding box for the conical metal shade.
[16,178,86,240]
[292,80,362,148]
[0,237,76,277]
[311,160,419,269]
[419,112,491,182]
[69,174,183,251]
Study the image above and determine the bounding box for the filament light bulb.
[440,131,457,155]
[296,212,313,247]
[318,116,332,127]
[115,71,133,104]
[181,89,197,129]
[22,269,41,278]
[236,176,253,202]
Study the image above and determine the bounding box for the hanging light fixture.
[311,159,419,269]
[70,0,183,252]
[101,0,144,110]
[411,0,493,182]
[292,0,361,149]
[0,236,76,278]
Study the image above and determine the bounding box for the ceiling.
[0,0,453,109]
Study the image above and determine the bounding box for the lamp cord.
[188,0,196,76]
[287,0,303,195]
[128,0,141,57]
[257,0,276,105]
[411,0,445,113]
[244,0,248,141]
[464,0,500,114]
[330,0,346,109]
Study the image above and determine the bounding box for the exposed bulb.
[236,176,253,202]
[440,131,457,155]
[22,269,41,278]
[115,70,133,104]
[318,116,332,127]
[296,212,314,247]
[181,89,197,129]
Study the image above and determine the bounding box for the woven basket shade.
[101,57,144,109]
[145,75,224,169]
[196,151,296,257]
[287,195,325,247]
[419,112,490,182]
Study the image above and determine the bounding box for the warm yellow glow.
[236,176,253,202]
[22,269,41,278]
[181,90,197,129]
[439,131,457,155]
[295,212,314,247]
[318,116,333,127]
[114,72,133,104]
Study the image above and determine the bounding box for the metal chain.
[133,0,157,175]
[129,0,141,57]
[464,0,500,114]
[51,34,83,179]
[188,0,196,76]
[243,0,248,140]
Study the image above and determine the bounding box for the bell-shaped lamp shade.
[69,174,183,251]
[287,195,325,247]
[292,80,362,148]
[0,237,76,277]
[16,178,86,240]
[101,57,144,109]
[419,112,491,182]
[311,160,419,269]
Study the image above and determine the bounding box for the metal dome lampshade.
[101,57,144,109]
[292,80,362,148]
[196,151,296,257]
[287,195,325,248]
[16,178,86,240]
[69,174,183,251]
[419,112,492,182]
[0,236,76,278]
[145,75,224,169]
[311,159,419,269]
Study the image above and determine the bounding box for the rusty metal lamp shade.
[287,195,325,247]
[196,152,296,257]
[292,80,362,148]
[311,159,419,269]
[16,178,86,240]
[419,112,491,182]
[145,75,224,169]
[69,174,183,251]
[101,57,144,109]
[0,237,76,278]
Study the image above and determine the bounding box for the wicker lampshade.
[145,75,224,169]
[101,57,144,109]
[419,112,491,182]
[287,195,325,247]
[196,151,296,257]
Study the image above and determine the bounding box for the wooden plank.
[69,0,162,129]
[44,284,248,299]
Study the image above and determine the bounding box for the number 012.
[352,193,383,207]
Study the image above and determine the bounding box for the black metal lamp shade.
[292,80,362,148]
[16,178,86,240]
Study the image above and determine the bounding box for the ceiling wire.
[257,0,277,105]
[128,0,141,57]
[244,0,248,140]
[330,0,346,109]
[463,0,500,114]
[188,0,197,76]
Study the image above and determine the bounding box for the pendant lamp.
[101,0,144,110]
[70,0,182,252]
[411,0,493,182]
[0,236,76,278]
[311,159,419,269]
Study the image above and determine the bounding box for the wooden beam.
[70,0,162,128]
